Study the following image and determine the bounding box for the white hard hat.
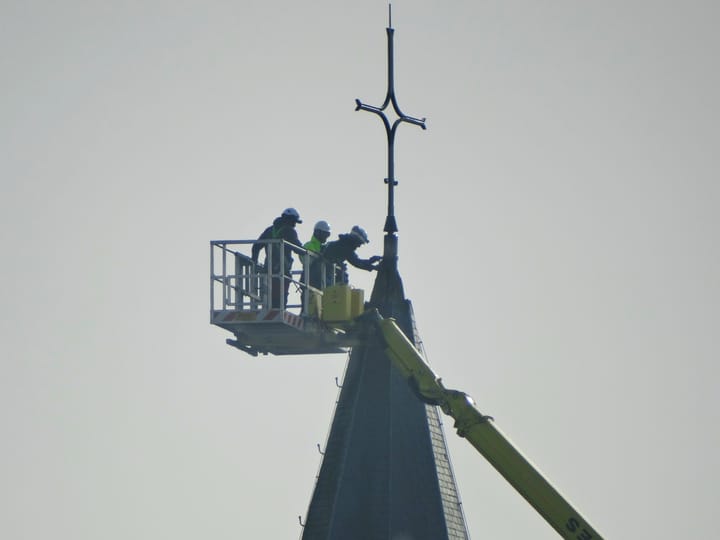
[350,225,369,244]
[281,207,302,223]
[314,220,331,233]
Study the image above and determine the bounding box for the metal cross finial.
[355,6,427,235]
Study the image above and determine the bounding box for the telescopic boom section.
[372,312,604,540]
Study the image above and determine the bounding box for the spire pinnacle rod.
[355,13,426,235]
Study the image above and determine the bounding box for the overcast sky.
[2,1,719,539]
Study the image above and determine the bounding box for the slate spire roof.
[301,237,470,539]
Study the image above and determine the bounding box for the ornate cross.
[355,5,426,235]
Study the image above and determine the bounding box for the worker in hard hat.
[251,208,303,309]
[321,225,382,284]
[303,220,331,254]
[301,220,332,315]
[302,220,332,288]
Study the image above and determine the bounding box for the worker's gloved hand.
[369,256,383,264]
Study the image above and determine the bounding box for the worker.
[302,220,332,287]
[303,220,331,254]
[321,225,382,284]
[301,220,332,315]
[251,207,303,309]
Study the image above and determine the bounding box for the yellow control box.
[322,284,352,321]
[350,288,365,318]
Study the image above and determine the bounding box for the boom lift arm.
[369,311,603,540]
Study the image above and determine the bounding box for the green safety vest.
[303,236,323,253]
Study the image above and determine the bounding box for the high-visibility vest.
[303,236,323,253]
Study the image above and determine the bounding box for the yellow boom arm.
[377,316,603,540]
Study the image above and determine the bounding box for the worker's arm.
[286,228,303,248]
[251,241,262,264]
[251,227,272,263]
[347,251,381,271]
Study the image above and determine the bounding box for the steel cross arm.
[354,100,427,132]
[355,25,426,234]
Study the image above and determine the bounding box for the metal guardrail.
[210,239,340,318]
